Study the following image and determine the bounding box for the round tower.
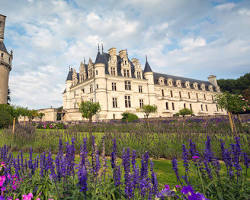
[0,14,13,104]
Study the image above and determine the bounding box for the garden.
[0,93,249,200]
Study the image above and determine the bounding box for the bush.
[178,108,193,117]
[121,112,139,122]
[0,104,13,128]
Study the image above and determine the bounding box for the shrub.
[0,104,13,128]
[178,108,193,117]
[121,112,139,122]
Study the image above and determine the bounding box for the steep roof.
[0,41,8,53]
[66,69,73,81]
[144,58,153,73]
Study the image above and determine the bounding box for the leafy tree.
[178,108,193,117]
[79,101,101,123]
[38,112,45,121]
[218,73,250,105]
[0,104,13,128]
[27,109,38,122]
[141,105,157,119]
[216,92,249,135]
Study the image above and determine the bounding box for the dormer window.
[193,82,198,90]
[124,69,130,77]
[159,77,165,85]
[208,85,213,92]
[201,83,206,91]
[167,79,173,86]
[176,80,182,87]
[185,81,190,88]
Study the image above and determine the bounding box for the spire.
[98,43,100,52]
[101,43,104,54]
[144,56,153,73]
[84,57,86,64]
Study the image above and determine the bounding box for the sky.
[0,0,250,109]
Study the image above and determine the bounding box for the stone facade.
[0,14,13,104]
[63,46,226,121]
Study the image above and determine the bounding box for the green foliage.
[121,112,139,122]
[178,108,193,117]
[37,112,45,120]
[141,104,157,118]
[79,101,101,122]
[0,104,13,128]
[216,92,249,113]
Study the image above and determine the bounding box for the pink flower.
[22,193,33,200]
[12,184,17,190]
[28,193,33,198]
[1,187,6,191]
[0,175,6,187]
[192,156,200,161]
[15,199,20,200]
[36,198,40,200]
[165,185,170,190]
[175,185,181,188]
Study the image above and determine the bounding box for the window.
[1,53,3,58]
[113,114,116,119]
[204,94,206,100]
[111,67,116,76]
[124,69,130,77]
[125,81,131,90]
[125,95,131,108]
[90,85,93,93]
[82,88,85,93]
[96,70,98,75]
[112,98,118,108]
[172,102,175,110]
[112,82,117,91]
[212,95,214,101]
[162,89,164,97]
[96,84,99,89]
[188,92,191,99]
[201,104,203,111]
[205,105,208,111]
[190,104,192,111]
[196,93,199,100]
[138,86,142,93]
[216,104,219,111]
[184,103,186,108]
[170,90,173,98]
[139,99,144,108]
[179,91,182,98]
[166,102,169,110]
[137,72,141,79]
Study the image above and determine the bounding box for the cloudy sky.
[1,0,250,109]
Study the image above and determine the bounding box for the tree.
[38,113,45,121]
[178,108,193,117]
[27,109,38,122]
[141,105,157,119]
[79,101,101,123]
[215,92,249,135]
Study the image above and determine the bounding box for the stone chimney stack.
[208,75,218,87]
[0,14,6,42]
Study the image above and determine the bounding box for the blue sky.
[0,0,250,109]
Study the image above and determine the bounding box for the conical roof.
[144,57,153,72]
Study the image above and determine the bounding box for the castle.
[0,14,13,104]
[63,46,226,121]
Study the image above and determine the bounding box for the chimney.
[208,75,218,87]
[0,14,6,42]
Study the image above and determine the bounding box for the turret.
[0,14,13,104]
[143,56,154,84]
[208,75,220,92]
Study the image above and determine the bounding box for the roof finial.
[84,57,85,64]
[101,43,104,54]
[98,43,100,52]
[146,55,148,62]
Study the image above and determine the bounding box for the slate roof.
[68,49,214,91]
[0,41,8,53]
[144,59,152,73]
[66,69,73,81]
[153,72,214,90]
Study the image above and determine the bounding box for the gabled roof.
[0,41,8,53]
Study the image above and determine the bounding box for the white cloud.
[1,0,250,108]
[215,3,235,11]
